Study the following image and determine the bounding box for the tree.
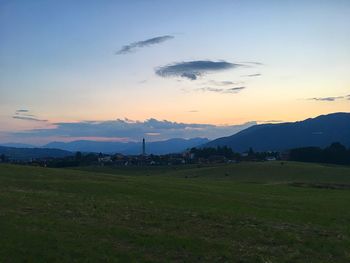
[248,147,255,157]
[75,151,82,161]
[323,142,348,164]
[290,142,350,165]
[0,154,7,162]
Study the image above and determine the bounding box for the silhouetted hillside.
[0,143,35,148]
[205,113,350,152]
[0,146,73,161]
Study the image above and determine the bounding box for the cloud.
[145,132,161,136]
[311,97,341,102]
[116,35,174,54]
[257,120,283,124]
[197,86,245,94]
[12,110,47,122]
[155,60,241,80]
[11,118,256,142]
[308,95,350,102]
[241,62,264,66]
[207,80,242,86]
[15,112,36,117]
[13,116,48,122]
[242,73,261,77]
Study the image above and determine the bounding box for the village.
[0,144,281,168]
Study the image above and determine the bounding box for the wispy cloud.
[242,73,261,77]
[310,97,342,102]
[13,109,47,122]
[13,116,48,122]
[197,86,245,94]
[257,120,283,124]
[116,35,174,55]
[206,80,243,86]
[240,62,264,66]
[308,95,350,102]
[155,60,241,80]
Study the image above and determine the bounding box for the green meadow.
[1,162,350,262]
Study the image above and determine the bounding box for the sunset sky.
[1,0,349,145]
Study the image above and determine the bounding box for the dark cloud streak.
[243,73,261,77]
[197,86,245,94]
[13,109,47,122]
[13,116,47,122]
[207,80,243,86]
[308,95,350,102]
[155,60,241,80]
[116,35,174,54]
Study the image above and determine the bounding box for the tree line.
[189,146,278,161]
[289,142,350,165]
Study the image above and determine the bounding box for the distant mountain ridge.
[205,112,350,152]
[3,112,349,156]
[0,143,35,148]
[44,137,210,155]
[0,146,73,161]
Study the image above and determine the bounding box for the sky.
[0,0,350,145]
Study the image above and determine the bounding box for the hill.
[205,112,350,152]
[0,143,35,148]
[1,162,350,261]
[45,137,209,154]
[0,146,73,161]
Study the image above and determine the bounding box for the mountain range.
[44,137,210,155]
[205,112,350,152]
[2,112,350,158]
[0,138,210,159]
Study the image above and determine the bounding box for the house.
[98,156,112,163]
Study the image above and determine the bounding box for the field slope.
[1,162,350,262]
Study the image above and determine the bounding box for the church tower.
[142,138,146,156]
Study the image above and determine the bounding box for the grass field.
[1,162,350,262]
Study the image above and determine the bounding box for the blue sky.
[1,0,350,144]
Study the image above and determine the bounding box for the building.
[142,138,146,156]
